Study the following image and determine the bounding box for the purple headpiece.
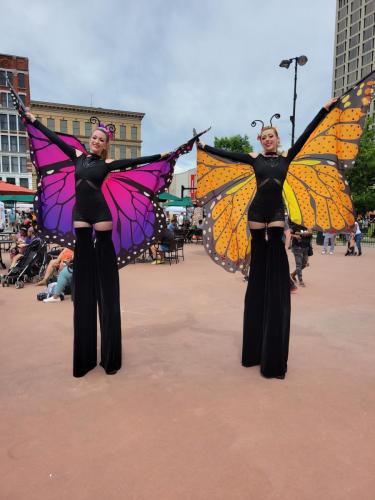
[90,116,116,140]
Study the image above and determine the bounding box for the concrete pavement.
[0,243,374,500]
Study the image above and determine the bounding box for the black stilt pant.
[95,230,122,375]
[242,226,291,378]
[73,227,97,377]
[242,228,267,367]
[73,228,122,377]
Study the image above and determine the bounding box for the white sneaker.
[43,296,61,303]
[321,250,326,254]
[329,251,334,255]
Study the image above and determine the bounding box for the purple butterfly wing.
[103,156,176,266]
[25,122,86,247]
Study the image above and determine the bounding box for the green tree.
[213,134,253,153]
[346,117,375,214]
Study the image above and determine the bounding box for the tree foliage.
[345,117,375,214]
[213,134,253,153]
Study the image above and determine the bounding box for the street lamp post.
[279,55,308,147]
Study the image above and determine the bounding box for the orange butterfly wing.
[197,147,255,273]
[284,73,375,231]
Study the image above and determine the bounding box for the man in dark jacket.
[290,223,312,287]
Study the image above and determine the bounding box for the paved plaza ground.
[0,242,374,500]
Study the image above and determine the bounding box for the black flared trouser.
[73,227,97,377]
[73,228,122,377]
[95,230,122,375]
[242,227,291,378]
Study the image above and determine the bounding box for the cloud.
[2,0,336,171]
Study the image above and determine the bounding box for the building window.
[130,146,137,158]
[363,26,375,40]
[110,145,116,158]
[0,92,8,107]
[2,156,9,172]
[362,51,374,66]
[338,5,348,19]
[120,125,126,139]
[60,119,67,133]
[350,9,361,22]
[336,54,346,66]
[47,118,55,130]
[363,38,375,52]
[338,18,348,31]
[364,13,375,27]
[0,70,7,86]
[131,126,137,140]
[11,156,19,173]
[10,136,18,152]
[1,135,9,151]
[351,0,361,11]
[119,145,126,158]
[20,158,27,173]
[365,1,375,15]
[335,66,345,77]
[337,31,347,44]
[6,177,16,185]
[349,34,360,47]
[347,71,358,84]
[339,0,348,7]
[19,137,27,153]
[18,116,25,132]
[18,73,26,88]
[0,114,7,131]
[9,115,17,131]
[350,21,361,35]
[73,121,80,136]
[348,59,358,72]
[336,42,346,55]
[85,122,92,136]
[348,46,359,59]
[19,177,29,188]
[361,64,373,77]
[336,76,345,88]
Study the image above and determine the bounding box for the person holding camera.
[290,223,313,288]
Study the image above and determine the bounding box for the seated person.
[9,227,36,268]
[43,259,73,302]
[150,227,175,264]
[36,247,74,286]
[167,221,176,233]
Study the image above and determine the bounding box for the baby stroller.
[2,238,48,288]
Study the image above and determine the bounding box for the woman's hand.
[323,98,338,111]
[25,108,36,123]
[196,140,205,149]
[160,152,171,159]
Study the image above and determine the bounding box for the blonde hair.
[257,126,279,141]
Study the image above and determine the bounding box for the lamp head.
[297,55,308,66]
[279,59,292,69]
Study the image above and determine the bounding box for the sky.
[2,0,337,172]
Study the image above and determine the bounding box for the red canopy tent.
[0,180,36,195]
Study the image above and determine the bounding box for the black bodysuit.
[204,108,328,223]
[33,120,162,224]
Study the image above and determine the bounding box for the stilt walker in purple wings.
[9,83,203,377]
